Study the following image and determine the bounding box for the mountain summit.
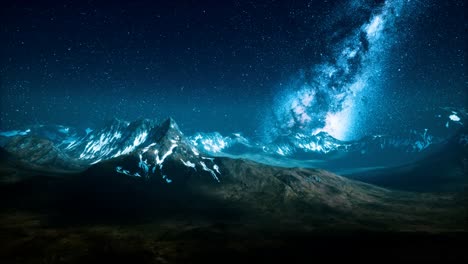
[85,117,222,184]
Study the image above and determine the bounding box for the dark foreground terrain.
[0,211,466,263]
[0,155,467,263]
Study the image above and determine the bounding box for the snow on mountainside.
[189,129,442,158]
[188,108,467,161]
[0,108,465,173]
[184,111,467,171]
[1,121,444,161]
[0,118,223,184]
[85,118,222,184]
[188,132,255,155]
[64,118,154,163]
[0,124,86,148]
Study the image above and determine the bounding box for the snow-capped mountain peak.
[65,118,157,163]
[81,117,222,184]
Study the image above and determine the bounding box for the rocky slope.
[0,118,466,264]
[3,136,83,171]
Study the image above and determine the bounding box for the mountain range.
[2,109,466,172]
[0,117,466,263]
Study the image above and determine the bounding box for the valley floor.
[0,159,467,263]
[0,211,467,263]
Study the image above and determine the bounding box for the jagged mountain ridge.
[0,118,221,184]
[189,132,257,155]
[188,129,456,172]
[188,107,466,160]
[2,136,84,171]
[345,126,468,192]
[0,118,465,233]
[191,129,442,157]
[3,114,462,163]
[0,111,466,175]
[64,118,155,163]
[93,118,222,184]
[0,124,86,149]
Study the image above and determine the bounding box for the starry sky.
[0,0,465,139]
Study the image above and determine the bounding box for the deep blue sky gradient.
[0,0,465,138]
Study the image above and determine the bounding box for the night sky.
[0,0,465,139]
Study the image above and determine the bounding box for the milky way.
[1,0,464,137]
[265,0,414,141]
